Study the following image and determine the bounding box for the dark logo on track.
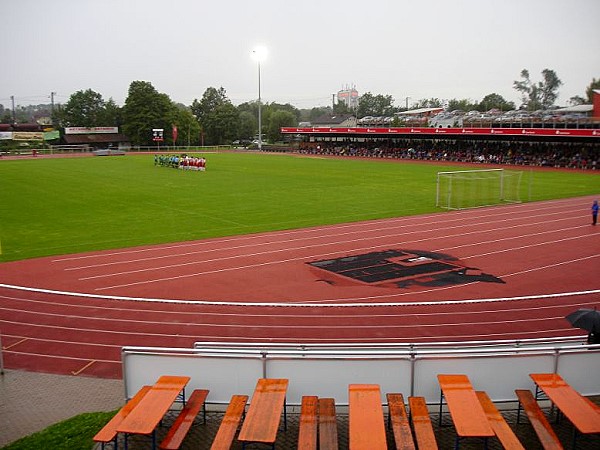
[308,249,504,288]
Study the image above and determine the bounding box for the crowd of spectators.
[294,140,598,170]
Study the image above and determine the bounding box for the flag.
[172,125,178,143]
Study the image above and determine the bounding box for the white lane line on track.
[2,283,598,308]
[64,209,584,272]
[3,292,596,318]
[434,224,589,253]
[53,197,587,264]
[79,218,577,281]
[0,313,580,330]
[4,327,578,346]
[501,254,600,278]
[87,224,591,291]
[460,233,597,260]
[66,211,582,272]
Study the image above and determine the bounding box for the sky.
[2,0,599,111]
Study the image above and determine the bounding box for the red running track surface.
[1,195,599,378]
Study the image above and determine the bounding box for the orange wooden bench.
[210,394,248,450]
[93,385,152,449]
[237,378,289,448]
[386,393,415,450]
[437,374,494,449]
[159,389,209,450]
[583,396,600,413]
[530,373,600,434]
[318,398,338,450]
[476,391,525,450]
[297,396,318,450]
[515,389,564,450]
[408,396,439,450]
[349,384,387,450]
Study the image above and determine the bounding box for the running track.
[1,195,599,378]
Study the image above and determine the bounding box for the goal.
[436,168,523,210]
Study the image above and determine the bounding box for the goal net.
[436,169,523,210]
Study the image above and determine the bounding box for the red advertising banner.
[280,127,600,138]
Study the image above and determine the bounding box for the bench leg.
[438,390,445,427]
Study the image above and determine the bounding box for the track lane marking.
[53,197,589,264]
[88,229,595,292]
[65,212,583,271]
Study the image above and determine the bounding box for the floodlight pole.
[258,59,262,151]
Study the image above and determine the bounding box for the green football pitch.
[0,152,598,262]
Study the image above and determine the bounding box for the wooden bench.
[408,396,439,450]
[159,389,209,450]
[349,384,387,450]
[583,396,600,413]
[515,389,563,450]
[437,374,494,449]
[318,398,338,450]
[476,391,525,450]
[297,396,318,449]
[210,394,248,450]
[93,385,152,449]
[237,378,289,448]
[386,393,415,450]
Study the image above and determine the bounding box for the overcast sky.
[2,0,599,110]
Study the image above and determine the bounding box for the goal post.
[436,168,523,210]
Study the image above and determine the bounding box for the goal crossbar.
[436,168,522,210]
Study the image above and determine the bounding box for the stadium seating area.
[294,140,598,169]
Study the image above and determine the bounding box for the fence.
[122,338,600,406]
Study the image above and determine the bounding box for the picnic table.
[116,375,190,448]
[437,374,494,448]
[237,378,289,449]
[530,373,600,448]
[348,384,387,450]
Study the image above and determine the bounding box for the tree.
[413,98,444,109]
[57,89,106,127]
[357,93,396,118]
[238,111,256,140]
[538,69,562,109]
[447,98,479,112]
[191,87,239,145]
[96,98,122,127]
[568,96,586,106]
[585,78,600,103]
[513,69,535,110]
[266,110,296,142]
[513,69,562,110]
[478,93,515,112]
[305,106,332,122]
[122,81,176,146]
[170,106,199,146]
[333,101,352,115]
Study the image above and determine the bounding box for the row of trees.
[48,82,300,146]
[2,71,598,146]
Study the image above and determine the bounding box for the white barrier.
[122,339,600,406]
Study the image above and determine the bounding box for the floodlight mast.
[252,47,267,151]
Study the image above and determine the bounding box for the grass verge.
[1,411,115,450]
[0,152,598,262]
